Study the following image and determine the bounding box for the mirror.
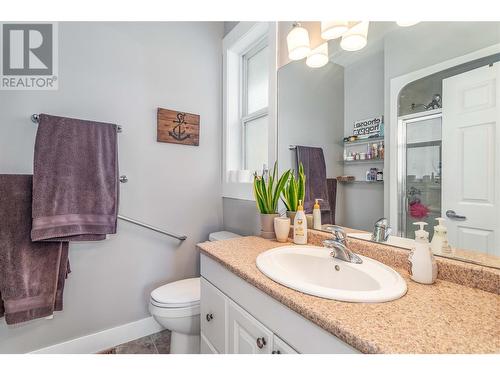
[277,21,500,269]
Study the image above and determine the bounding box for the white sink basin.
[256,245,407,303]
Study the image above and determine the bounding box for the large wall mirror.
[277,21,500,269]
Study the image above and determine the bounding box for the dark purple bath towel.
[31,114,119,241]
[0,175,70,325]
[296,146,331,214]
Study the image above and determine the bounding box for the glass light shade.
[396,21,420,27]
[287,24,310,60]
[306,43,329,68]
[340,21,369,51]
[321,21,349,40]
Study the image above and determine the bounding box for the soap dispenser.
[408,222,437,284]
[293,200,308,245]
[313,198,323,230]
[430,217,448,254]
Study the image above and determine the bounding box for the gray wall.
[0,22,224,353]
[222,198,260,236]
[342,50,385,231]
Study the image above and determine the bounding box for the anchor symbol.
[169,112,191,141]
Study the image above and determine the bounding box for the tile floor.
[98,330,171,354]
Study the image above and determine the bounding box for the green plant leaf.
[273,169,290,210]
[297,162,306,203]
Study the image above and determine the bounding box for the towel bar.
[117,215,187,241]
[29,113,186,242]
[31,113,122,132]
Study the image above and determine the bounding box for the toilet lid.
[150,277,200,308]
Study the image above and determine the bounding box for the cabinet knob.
[256,337,267,349]
[206,313,214,322]
[272,350,281,354]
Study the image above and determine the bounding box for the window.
[242,41,269,173]
[222,22,276,200]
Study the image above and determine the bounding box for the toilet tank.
[208,231,241,242]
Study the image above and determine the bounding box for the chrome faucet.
[323,225,363,264]
[371,218,392,242]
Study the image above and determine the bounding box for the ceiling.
[328,22,398,67]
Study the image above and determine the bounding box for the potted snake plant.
[281,162,306,223]
[253,163,291,239]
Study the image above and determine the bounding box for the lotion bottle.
[313,198,323,230]
[408,222,437,284]
[293,200,308,245]
[430,217,448,254]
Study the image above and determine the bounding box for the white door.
[442,63,500,255]
[228,301,272,354]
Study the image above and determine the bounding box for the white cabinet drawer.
[200,277,227,353]
[228,300,273,354]
[272,335,298,354]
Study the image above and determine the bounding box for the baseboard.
[30,316,163,354]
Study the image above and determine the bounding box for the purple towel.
[0,175,70,325]
[31,114,119,242]
[296,146,330,214]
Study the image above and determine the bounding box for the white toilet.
[149,231,240,354]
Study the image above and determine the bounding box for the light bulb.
[306,42,329,68]
[340,21,369,52]
[287,23,310,60]
[396,21,420,27]
[321,21,349,40]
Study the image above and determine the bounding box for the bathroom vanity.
[198,233,500,354]
[200,252,357,354]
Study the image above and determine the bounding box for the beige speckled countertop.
[198,236,500,354]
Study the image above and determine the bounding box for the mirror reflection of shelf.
[341,159,384,164]
[343,136,384,146]
[338,180,384,184]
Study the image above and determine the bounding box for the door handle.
[256,337,267,349]
[446,210,466,220]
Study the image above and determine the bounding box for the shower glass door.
[399,112,442,239]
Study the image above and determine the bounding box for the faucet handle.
[374,217,389,228]
[324,225,347,244]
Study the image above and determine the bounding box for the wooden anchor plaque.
[157,107,200,146]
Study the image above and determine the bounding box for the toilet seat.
[149,300,200,318]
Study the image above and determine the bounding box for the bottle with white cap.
[408,222,437,284]
[430,217,449,254]
[312,198,323,230]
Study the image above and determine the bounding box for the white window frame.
[241,37,269,171]
[222,22,278,201]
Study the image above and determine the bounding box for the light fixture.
[321,21,349,40]
[396,21,420,27]
[340,21,369,51]
[287,23,310,60]
[306,42,329,68]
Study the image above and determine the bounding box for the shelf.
[338,180,384,184]
[341,159,384,165]
[343,136,384,146]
